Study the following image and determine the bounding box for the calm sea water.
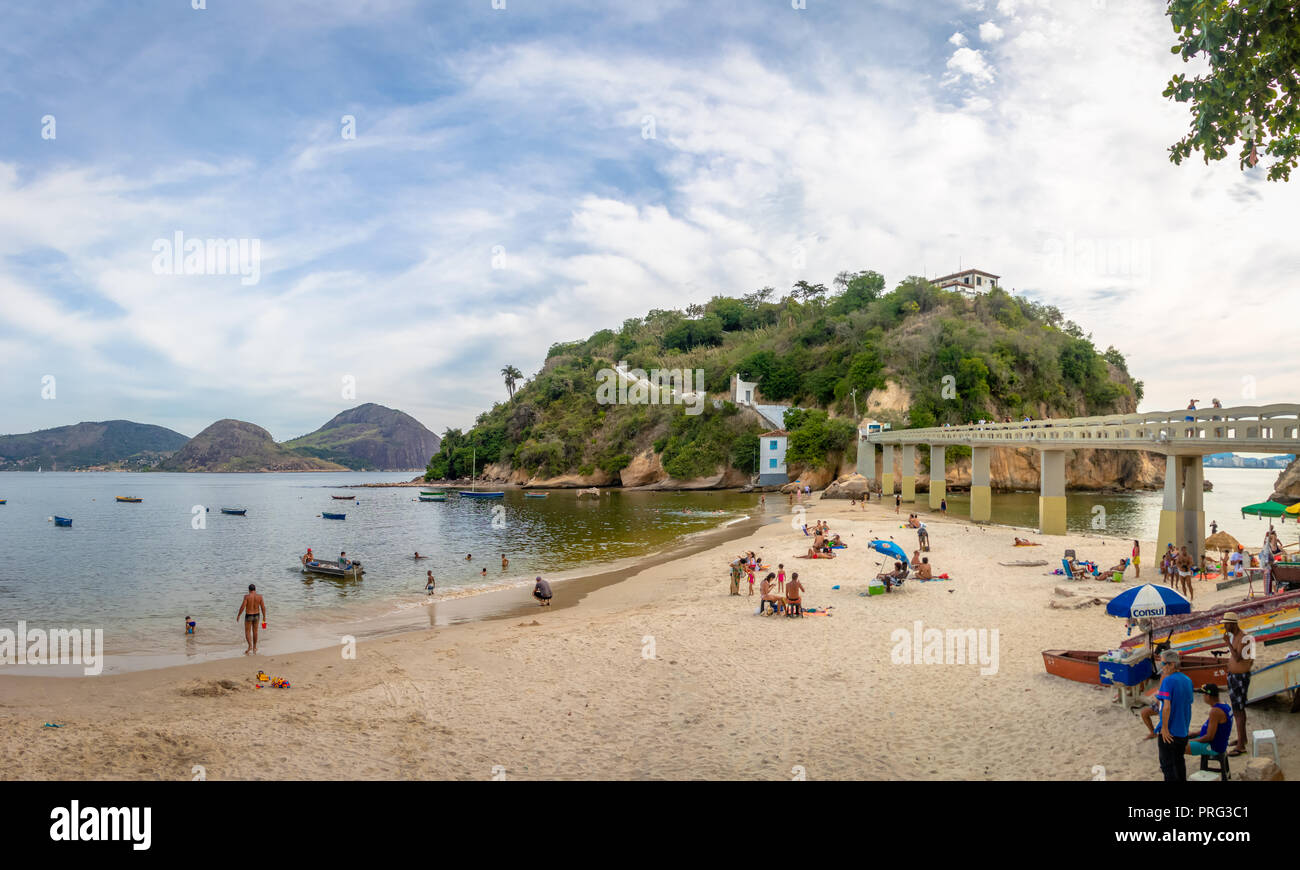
[0,472,761,656]
[0,467,1289,659]
[941,466,1290,545]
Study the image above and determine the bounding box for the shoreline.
[0,510,768,676]
[4,492,1298,780]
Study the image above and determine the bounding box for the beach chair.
[1061,558,1089,582]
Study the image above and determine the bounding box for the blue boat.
[53,516,72,527]
[322,512,346,520]
[417,495,446,502]
[459,491,504,498]
[220,508,247,516]
[524,492,548,498]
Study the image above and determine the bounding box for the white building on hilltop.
[934,268,1000,295]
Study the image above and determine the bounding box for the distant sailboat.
[459,446,504,498]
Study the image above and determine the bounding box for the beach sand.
[2,495,1296,780]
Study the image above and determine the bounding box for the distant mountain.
[0,420,189,471]
[283,403,441,470]
[158,420,347,472]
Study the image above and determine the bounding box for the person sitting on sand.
[785,572,803,616]
[759,573,782,615]
[1105,557,1129,577]
[874,561,904,592]
[533,576,552,606]
[426,571,435,595]
[914,558,932,581]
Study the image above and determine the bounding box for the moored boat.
[115,496,143,503]
[322,511,346,520]
[0,499,6,505]
[524,492,548,498]
[331,494,356,500]
[301,559,364,579]
[52,516,72,527]
[417,495,447,502]
[1042,649,1229,687]
[220,508,247,515]
[459,491,504,498]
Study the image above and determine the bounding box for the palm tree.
[501,365,523,399]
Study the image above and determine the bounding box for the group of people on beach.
[730,552,803,616]
[1140,611,1255,781]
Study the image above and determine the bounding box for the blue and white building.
[758,429,789,486]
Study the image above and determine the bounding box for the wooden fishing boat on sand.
[1247,653,1300,707]
[1121,589,1300,654]
[1042,649,1230,687]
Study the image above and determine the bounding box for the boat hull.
[1043,649,1230,687]
[459,491,504,498]
[220,509,247,515]
[417,496,446,502]
[1247,655,1300,704]
[115,497,142,503]
[331,495,356,500]
[53,516,72,527]
[302,561,364,579]
[322,512,346,520]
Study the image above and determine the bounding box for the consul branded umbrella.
[1105,583,1191,620]
[868,539,909,566]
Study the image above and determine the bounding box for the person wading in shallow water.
[237,583,266,655]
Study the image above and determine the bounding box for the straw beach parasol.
[1205,530,1241,579]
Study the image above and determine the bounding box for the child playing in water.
[185,615,195,635]
[426,571,435,595]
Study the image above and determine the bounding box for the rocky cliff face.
[283,403,440,470]
[1272,457,1300,504]
[160,420,347,472]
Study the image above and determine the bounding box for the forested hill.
[426,273,1142,483]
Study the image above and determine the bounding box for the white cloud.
[949,32,968,47]
[979,21,1005,42]
[946,47,996,85]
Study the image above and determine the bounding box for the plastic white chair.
[1252,729,1280,765]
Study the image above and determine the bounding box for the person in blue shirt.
[1186,683,1233,759]
[1154,649,1194,781]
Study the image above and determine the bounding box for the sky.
[2,0,1298,441]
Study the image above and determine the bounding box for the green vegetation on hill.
[426,273,1141,482]
[0,420,189,471]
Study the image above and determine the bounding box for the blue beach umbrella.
[868,539,909,566]
[1104,583,1191,620]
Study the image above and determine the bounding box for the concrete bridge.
[858,404,1300,563]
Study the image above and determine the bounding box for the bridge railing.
[861,404,1300,449]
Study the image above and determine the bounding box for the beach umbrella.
[868,539,909,566]
[1286,503,1300,515]
[1204,531,1240,552]
[1105,583,1191,619]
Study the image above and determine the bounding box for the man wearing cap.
[1185,683,1233,760]
[1154,649,1194,781]
[1223,612,1252,756]
[532,575,552,606]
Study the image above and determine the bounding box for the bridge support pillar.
[881,445,896,496]
[929,444,945,510]
[856,439,876,485]
[1184,458,1205,569]
[1157,455,1204,568]
[1038,449,1067,535]
[1156,455,1183,560]
[901,444,916,502]
[970,446,991,523]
